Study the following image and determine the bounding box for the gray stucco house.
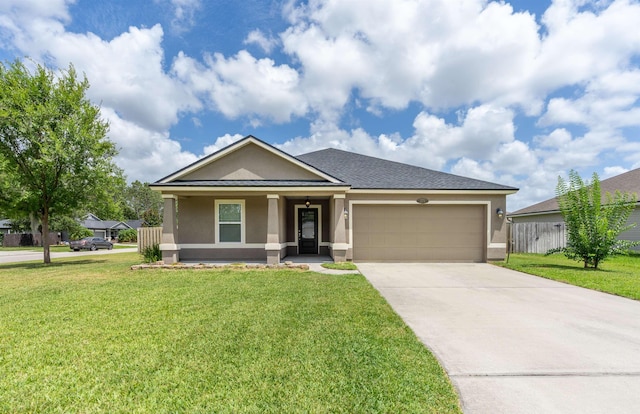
[81,213,144,240]
[150,135,517,264]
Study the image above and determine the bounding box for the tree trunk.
[42,209,51,264]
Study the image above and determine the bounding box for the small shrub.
[142,243,161,263]
[118,228,137,243]
[70,226,93,241]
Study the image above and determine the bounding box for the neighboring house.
[80,213,145,240]
[149,135,517,264]
[509,168,640,252]
[0,219,11,234]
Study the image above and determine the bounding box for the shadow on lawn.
[523,263,613,273]
[0,259,108,271]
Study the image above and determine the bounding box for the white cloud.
[281,0,542,116]
[102,108,199,183]
[173,50,308,123]
[603,166,629,178]
[244,29,278,54]
[202,133,246,155]
[167,0,201,33]
[2,0,640,211]
[0,16,200,132]
[540,70,640,129]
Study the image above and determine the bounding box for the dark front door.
[298,208,318,254]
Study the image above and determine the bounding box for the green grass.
[496,252,640,300]
[0,253,460,413]
[321,261,359,271]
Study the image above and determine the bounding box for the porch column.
[332,194,348,262]
[160,194,179,264]
[265,194,281,265]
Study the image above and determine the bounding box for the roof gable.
[510,168,640,216]
[158,136,341,184]
[297,148,517,191]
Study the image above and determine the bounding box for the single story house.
[81,213,145,240]
[150,135,518,264]
[509,168,640,252]
[0,219,11,234]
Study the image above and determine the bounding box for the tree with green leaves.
[0,60,121,263]
[550,170,639,269]
[123,180,163,223]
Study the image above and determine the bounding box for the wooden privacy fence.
[137,227,162,253]
[511,222,567,254]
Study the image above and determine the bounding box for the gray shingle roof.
[153,180,348,187]
[296,148,517,191]
[510,168,640,216]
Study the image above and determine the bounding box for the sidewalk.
[0,247,138,264]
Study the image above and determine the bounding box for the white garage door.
[352,204,485,262]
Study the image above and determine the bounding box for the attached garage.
[352,204,486,262]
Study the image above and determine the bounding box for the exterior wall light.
[344,208,349,220]
[496,208,504,218]
[305,197,311,208]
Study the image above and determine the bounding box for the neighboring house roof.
[297,148,518,191]
[81,214,144,230]
[510,168,640,217]
[82,219,131,230]
[126,220,145,229]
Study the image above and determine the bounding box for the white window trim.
[215,199,245,244]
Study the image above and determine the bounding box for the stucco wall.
[181,144,322,181]
[177,196,268,244]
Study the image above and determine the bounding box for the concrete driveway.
[358,263,640,414]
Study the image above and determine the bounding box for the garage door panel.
[353,204,485,262]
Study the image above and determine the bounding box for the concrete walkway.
[0,247,138,264]
[358,263,640,414]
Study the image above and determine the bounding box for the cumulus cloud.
[244,29,278,54]
[281,0,542,116]
[2,0,640,211]
[166,0,202,33]
[202,133,246,155]
[102,108,199,183]
[173,50,308,123]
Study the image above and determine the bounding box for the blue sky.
[1,0,639,211]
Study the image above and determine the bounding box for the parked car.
[70,237,113,251]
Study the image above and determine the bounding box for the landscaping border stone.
[131,262,309,271]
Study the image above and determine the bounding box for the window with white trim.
[215,200,244,243]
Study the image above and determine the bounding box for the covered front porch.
[158,189,350,265]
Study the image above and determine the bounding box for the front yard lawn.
[0,253,460,413]
[496,253,640,300]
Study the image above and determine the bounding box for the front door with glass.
[298,208,318,254]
